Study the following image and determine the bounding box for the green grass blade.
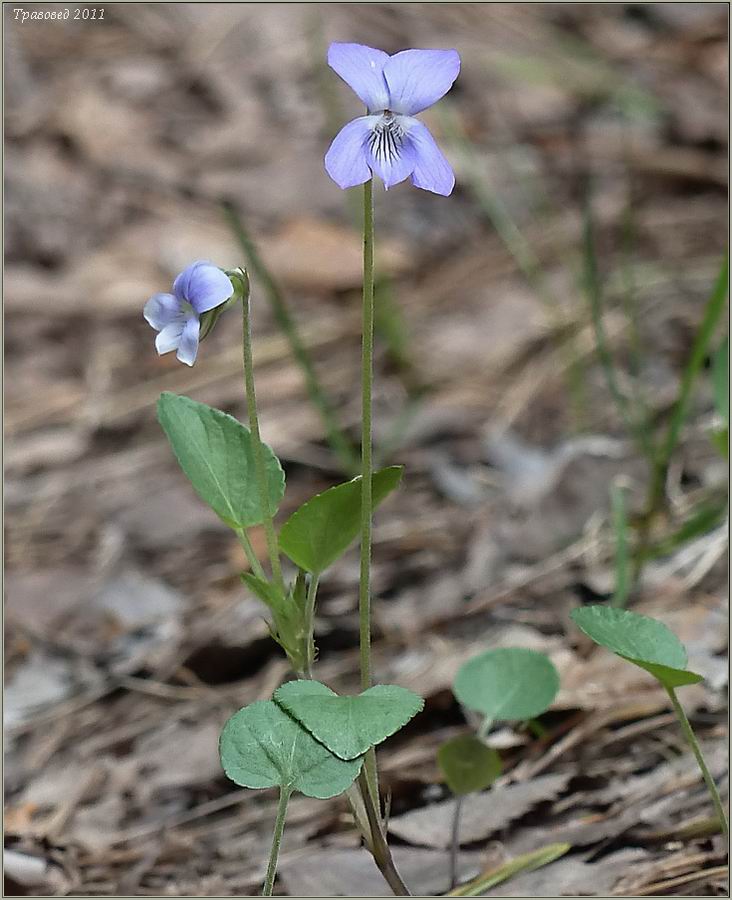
[446,843,571,897]
[610,481,630,608]
[222,202,359,475]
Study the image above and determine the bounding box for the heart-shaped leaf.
[453,648,559,723]
[571,605,703,689]
[278,466,403,574]
[274,680,423,760]
[219,700,362,799]
[437,734,502,796]
[158,392,285,530]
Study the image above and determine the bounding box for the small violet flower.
[143,261,233,366]
[325,42,460,196]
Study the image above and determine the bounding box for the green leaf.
[453,648,559,722]
[713,336,729,427]
[274,680,423,761]
[571,605,703,689]
[219,700,362,799]
[278,466,403,574]
[437,735,502,796]
[157,393,285,529]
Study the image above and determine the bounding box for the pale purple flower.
[143,261,233,366]
[325,43,460,196]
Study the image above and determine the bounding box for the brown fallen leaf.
[259,216,411,293]
[278,847,484,897]
[388,772,572,849]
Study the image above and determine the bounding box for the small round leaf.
[453,648,559,722]
[570,605,703,689]
[437,735,502,796]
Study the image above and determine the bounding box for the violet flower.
[143,261,233,366]
[325,42,460,196]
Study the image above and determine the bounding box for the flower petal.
[327,43,391,112]
[143,292,180,331]
[176,316,200,367]
[367,123,416,190]
[407,120,455,196]
[384,48,460,116]
[155,316,186,355]
[175,262,233,314]
[325,116,376,189]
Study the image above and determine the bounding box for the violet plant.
[144,43,573,897]
[139,43,458,896]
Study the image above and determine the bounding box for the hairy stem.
[303,574,320,678]
[242,295,284,591]
[666,687,728,837]
[262,787,291,896]
[358,769,411,896]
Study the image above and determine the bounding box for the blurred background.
[4,3,729,896]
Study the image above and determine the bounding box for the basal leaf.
[570,605,703,689]
[437,734,502,796]
[219,700,362,799]
[274,680,423,761]
[278,466,403,574]
[453,648,559,723]
[157,392,285,529]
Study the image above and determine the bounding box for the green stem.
[666,687,728,837]
[449,795,463,890]
[224,203,359,475]
[262,787,291,896]
[236,527,267,581]
[241,295,284,592]
[359,178,381,808]
[357,769,411,896]
[303,574,320,678]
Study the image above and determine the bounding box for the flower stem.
[303,574,320,678]
[262,787,291,896]
[666,686,728,837]
[359,177,380,806]
[241,295,285,592]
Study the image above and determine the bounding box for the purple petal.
[367,132,416,190]
[407,120,455,196]
[325,116,376,189]
[155,316,186,355]
[174,261,233,314]
[327,43,390,112]
[384,49,460,116]
[176,316,200,367]
[143,292,180,331]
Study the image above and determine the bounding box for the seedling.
[439,648,560,889]
[571,605,727,836]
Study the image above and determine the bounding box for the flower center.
[369,111,405,164]
[180,300,197,319]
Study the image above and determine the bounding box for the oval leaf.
[437,734,502,796]
[219,700,362,799]
[454,648,559,722]
[278,466,403,574]
[274,680,423,761]
[157,392,285,529]
[571,605,703,689]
